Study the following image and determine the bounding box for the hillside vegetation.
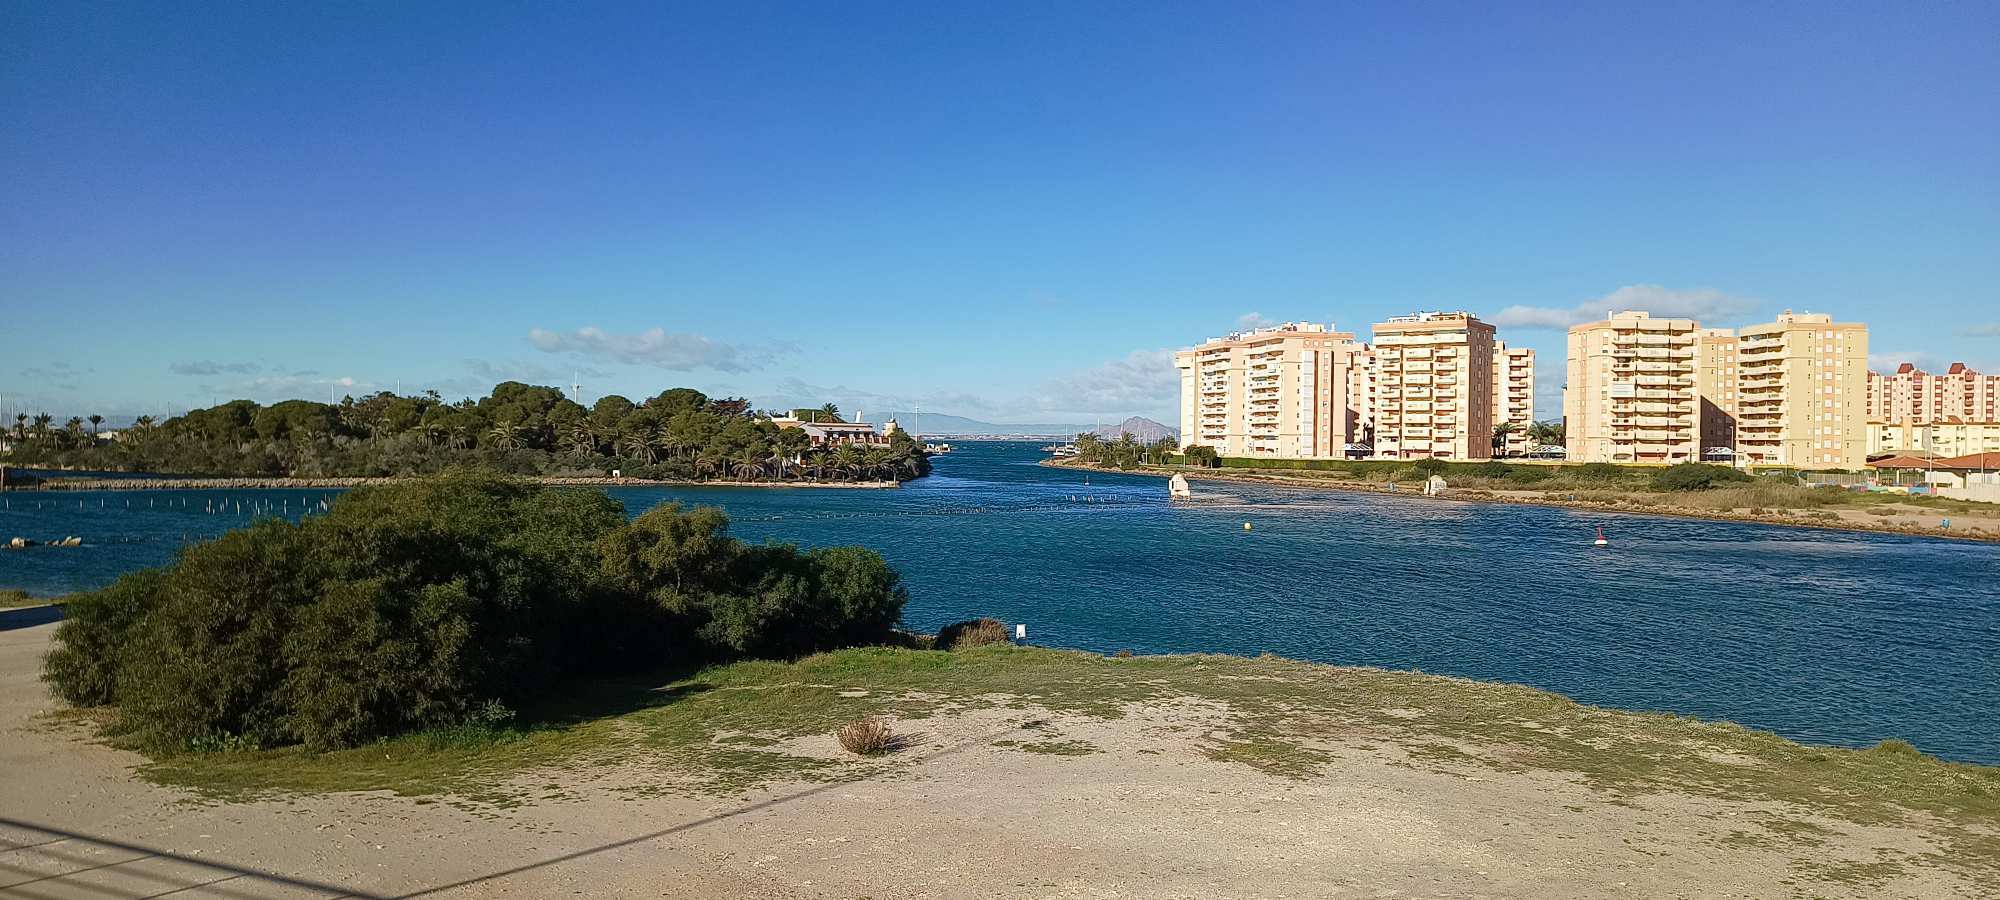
[3,384,927,482]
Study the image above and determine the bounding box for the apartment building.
[1491,342,1536,454]
[1694,328,1740,457]
[1371,311,1495,460]
[1563,311,1701,464]
[1868,418,2000,458]
[1867,362,2000,425]
[1735,311,1869,469]
[1174,322,1370,458]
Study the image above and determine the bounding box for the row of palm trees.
[8,412,111,449]
[638,441,923,482]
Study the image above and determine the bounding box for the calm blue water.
[4,442,1997,764]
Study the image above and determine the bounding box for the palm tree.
[618,429,656,463]
[87,414,104,437]
[63,417,84,449]
[31,413,52,444]
[488,423,522,451]
[729,447,764,481]
[817,402,841,423]
[831,444,865,481]
[565,421,599,456]
[860,446,891,481]
[691,449,721,479]
[1492,422,1518,457]
[11,413,25,442]
[653,423,684,461]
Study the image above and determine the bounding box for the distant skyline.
[4,2,1996,424]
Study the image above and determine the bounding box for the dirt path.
[0,618,1979,899]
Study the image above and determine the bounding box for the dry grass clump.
[935,617,1010,651]
[837,717,894,755]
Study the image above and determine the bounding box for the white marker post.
[1014,623,1027,645]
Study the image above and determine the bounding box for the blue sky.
[4,2,1996,425]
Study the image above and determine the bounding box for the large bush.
[41,569,164,706]
[1650,462,1753,492]
[43,474,907,752]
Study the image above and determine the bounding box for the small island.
[1,383,928,487]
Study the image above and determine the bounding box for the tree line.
[3,383,928,482]
[1070,432,1180,469]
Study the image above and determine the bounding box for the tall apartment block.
[1491,342,1536,454]
[1564,311,1701,464]
[1174,322,1370,458]
[1694,328,1740,455]
[1371,311,1495,460]
[1735,311,1869,468]
[1867,362,2000,425]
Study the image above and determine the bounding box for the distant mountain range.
[1089,416,1177,443]
[877,412,1089,436]
[878,412,1177,441]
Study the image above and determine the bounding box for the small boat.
[1593,526,1609,547]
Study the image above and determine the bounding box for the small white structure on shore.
[1423,475,1447,496]
[1168,473,1192,499]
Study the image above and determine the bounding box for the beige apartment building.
[1564,311,1702,464]
[1174,322,1370,458]
[1491,342,1535,454]
[1735,311,1869,469]
[1372,311,1495,459]
[1867,362,2000,424]
[1868,419,2000,458]
[1694,328,1740,457]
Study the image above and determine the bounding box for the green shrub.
[1407,458,1450,478]
[935,617,1011,650]
[41,473,908,753]
[1573,463,1630,482]
[42,570,165,706]
[1505,466,1551,484]
[1650,462,1754,492]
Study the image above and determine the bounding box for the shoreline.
[1,475,902,492]
[1044,458,2000,544]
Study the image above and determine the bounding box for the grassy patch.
[0,588,51,607]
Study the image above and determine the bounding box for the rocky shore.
[1047,458,2000,544]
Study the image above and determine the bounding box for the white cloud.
[1024,348,1180,418]
[1960,323,2000,337]
[767,349,1180,423]
[1533,367,1565,424]
[1236,312,1277,330]
[1489,284,1759,331]
[1869,351,1944,372]
[169,360,261,376]
[529,326,781,373]
[765,377,1002,419]
[198,372,370,403]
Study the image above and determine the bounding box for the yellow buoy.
[1243,522,1253,532]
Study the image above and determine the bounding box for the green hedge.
[43,473,906,752]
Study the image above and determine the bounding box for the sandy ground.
[0,615,1981,900]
